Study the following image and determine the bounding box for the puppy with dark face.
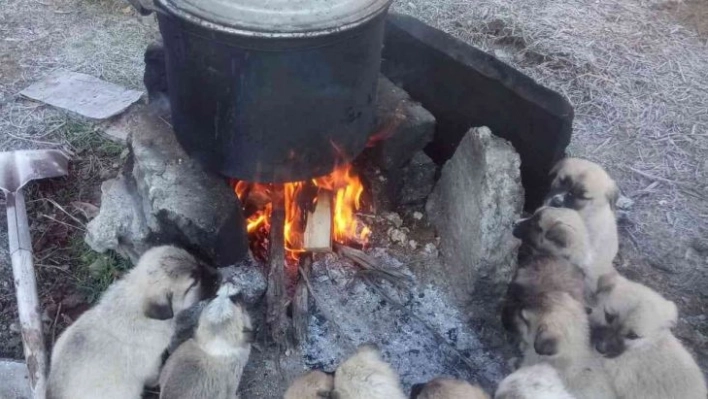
[285,370,334,399]
[410,378,489,399]
[494,363,576,399]
[47,246,205,399]
[513,207,609,296]
[544,158,619,290]
[331,344,406,399]
[590,273,706,399]
[516,291,615,399]
[159,284,253,399]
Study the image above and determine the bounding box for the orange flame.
[233,163,370,262]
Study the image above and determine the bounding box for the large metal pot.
[146,0,392,182]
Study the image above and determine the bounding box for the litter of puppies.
[43,158,706,398]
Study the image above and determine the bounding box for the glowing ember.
[233,164,370,262]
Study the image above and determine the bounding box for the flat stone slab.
[20,70,143,120]
[382,13,573,209]
[0,359,31,399]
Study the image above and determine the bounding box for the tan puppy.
[544,158,619,290]
[501,254,585,337]
[159,284,253,399]
[411,377,490,399]
[513,207,608,295]
[495,364,576,399]
[332,344,406,399]
[590,273,706,399]
[284,370,334,399]
[517,291,616,399]
[47,246,205,399]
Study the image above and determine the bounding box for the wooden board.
[303,190,332,252]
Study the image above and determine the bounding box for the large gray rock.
[426,126,523,310]
[369,76,435,172]
[399,151,437,206]
[86,105,249,266]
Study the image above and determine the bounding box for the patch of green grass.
[62,120,124,158]
[68,236,133,303]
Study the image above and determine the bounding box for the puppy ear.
[229,293,245,305]
[409,383,425,399]
[316,390,334,398]
[549,159,566,177]
[606,183,620,211]
[545,222,569,248]
[144,292,174,320]
[243,327,255,344]
[596,273,618,294]
[534,326,559,356]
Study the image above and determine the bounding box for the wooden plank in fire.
[303,190,333,252]
[266,186,292,350]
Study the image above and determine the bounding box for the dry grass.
[0,0,157,358]
[394,0,708,267]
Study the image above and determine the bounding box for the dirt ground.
[0,0,706,389]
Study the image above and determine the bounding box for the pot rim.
[155,0,393,38]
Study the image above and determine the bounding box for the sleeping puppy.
[501,254,585,338]
[332,344,407,399]
[513,207,608,297]
[495,363,576,399]
[590,273,707,399]
[544,158,619,288]
[284,370,334,399]
[47,246,205,399]
[517,291,616,399]
[410,377,490,399]
[159,285,253,399]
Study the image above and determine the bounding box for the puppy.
[47,246,204,399]
[159,286,253,399]
[590,273,707,399]
[495,363,576,399]
[517,291,616,399]
[284,370,334,399]
[513,207,608,296]
[410,377,490,399]
[501,254,585,338]
[544,158,619,288]
[332,344,406,399]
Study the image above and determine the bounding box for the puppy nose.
[549,194,565,207]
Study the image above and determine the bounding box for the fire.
[233,164,370,262]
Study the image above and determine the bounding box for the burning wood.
[303,190,333,252]
[265,187,293,350]
[292,255,312,345]
[233,163,371,264]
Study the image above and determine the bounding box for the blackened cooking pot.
[147,0,392,182]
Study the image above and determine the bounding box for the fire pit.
[86,9,573,397]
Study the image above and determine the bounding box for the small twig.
[625,166,683,186]
[39,214,85,231]
[40,197,86,228]
[51,302,62,346]
[4,131,60,146]
[335,243,411,283]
